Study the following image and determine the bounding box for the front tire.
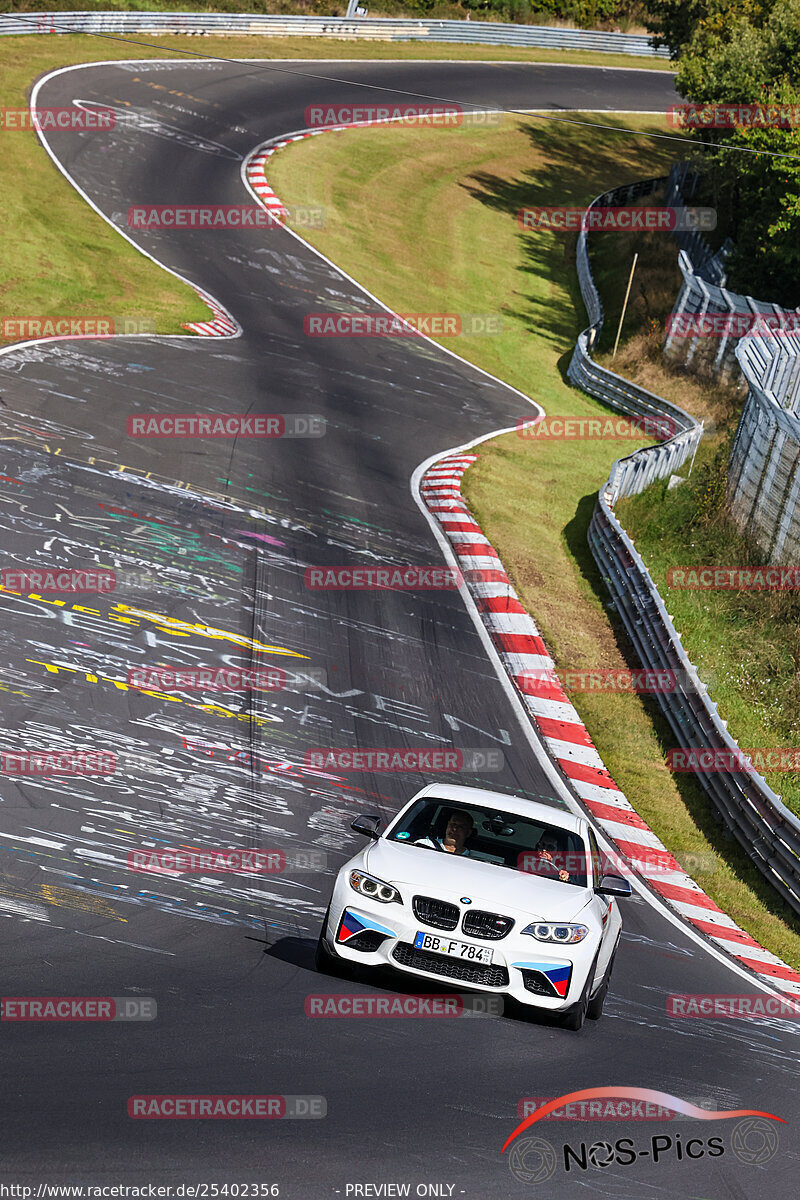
[560,950,600,1031]
[586,939,619,1022]
[560,993,587,1031]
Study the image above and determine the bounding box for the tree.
[647,0,800,305]
[647,0,768,58]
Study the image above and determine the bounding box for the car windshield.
[386,798,587,887]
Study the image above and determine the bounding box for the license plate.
[413,931,494,964]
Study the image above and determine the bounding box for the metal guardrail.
[728,343,800,562]
[567,173,800,917]
[659,167,800,564]
[666,247,800,380]
[0,11,670,56]
[588,503,800,918]
[662,166,800,384]
[567,172,704,502]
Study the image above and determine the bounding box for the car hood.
[363,838,592,923]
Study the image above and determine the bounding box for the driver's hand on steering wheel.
[537,848,570,882]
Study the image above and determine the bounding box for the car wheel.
[314,907,350,978]
[560,993,587,1031]
[559,950,599,1031]
[586,940,619,1022]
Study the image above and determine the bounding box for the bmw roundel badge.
[460,897,472,905]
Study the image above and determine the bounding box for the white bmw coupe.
[316,783,630,1030]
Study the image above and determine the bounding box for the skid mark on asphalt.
[0,410,436,562]
[0,365,541,955]
[0,451,342,934]
[39,882,127,921]
[0,891,50,922]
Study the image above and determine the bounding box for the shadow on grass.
[460,117,677,352]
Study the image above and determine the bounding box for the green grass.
[269,113,800,967]
[618,443,800,817]
[269,112,674,401]
[0,38,223,335]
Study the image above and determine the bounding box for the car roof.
[405,782,585,836]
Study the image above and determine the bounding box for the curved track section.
[1,58,796,1197]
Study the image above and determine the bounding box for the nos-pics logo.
[502,1088,782,1184]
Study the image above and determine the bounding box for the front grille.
[413,895,459,931]
[521,969,564,998]
[462,909,514,940]
[392,942,509,987]
[344,930,388,953]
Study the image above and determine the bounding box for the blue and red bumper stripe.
[336,908,397,944]
[511,961,573,997]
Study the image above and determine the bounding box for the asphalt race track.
[1,57,797,1197]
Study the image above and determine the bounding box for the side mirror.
[596,873,632,898]
[351,814,382,840]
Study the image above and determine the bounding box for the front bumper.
[324,885,598,1012]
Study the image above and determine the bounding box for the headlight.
[349,870,402,905]
[521,922,589,944]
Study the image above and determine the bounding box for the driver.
[534,832,571,882]
[414,809,474,856]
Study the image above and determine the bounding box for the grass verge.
[0,37,217,335]
[269,113,800,966]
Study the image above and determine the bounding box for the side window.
[587,829,602,888]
